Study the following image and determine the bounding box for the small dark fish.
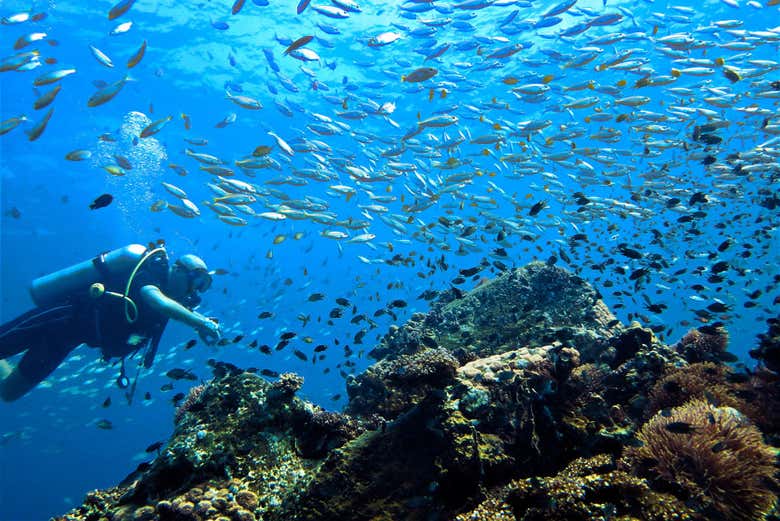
[660,408,673,417]
[689,192,708,205]
[460,266,481,277]
[259,344,272,354]
[280,331,297,340]
[529,200,547,216]
[102,397,111,408]
[314,344,328,352]
[618,245,642,259]
[330,394,341,401]
[307,292,325,301]
[699,133,722,145]
[89,193,113,210]
[96,419,113,430]
[258,311,274,319]
[711,441,728,453]
[160,383,174,392]
[335,297,350,306]
[261,369,279,378]
[232,334,244,343]
[421,336,437,348]
[329,308,343,318]
[143,392,151,401]
[716,351,738,363]
[629,268,648,281]
[145,441,163,453]
[625,437,644,448]
[706,302,730,313]
[711,261,729,274]
[184,339,197,349]
[665,421,696,434]
[389,299,407,308]
[172,392,185,405]
[293,350,308,361]
[166,368,197,381]
[249,339,258,348]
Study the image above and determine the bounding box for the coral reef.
[54,263,779,521]
[456,454,697,521]
[625,399,779,521]
[751,314,780,373]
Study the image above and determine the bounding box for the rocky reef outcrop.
[54,263,780,521]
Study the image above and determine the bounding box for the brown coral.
[625,399,778,521]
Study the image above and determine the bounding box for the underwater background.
[0,0,778,519]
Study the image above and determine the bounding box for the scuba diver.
[0,244,222,402]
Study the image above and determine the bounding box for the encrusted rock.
[346,348,459,418]
[370,263,620,364]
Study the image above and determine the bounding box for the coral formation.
[369,263,621,363]
[625,399,779,521]
[53,264,780,521]
[751,315,780,373]
[345,347,459,419]
[457,454,697,521]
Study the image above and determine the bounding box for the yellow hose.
[122,247,166,323]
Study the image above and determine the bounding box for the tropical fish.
[33,68,76,86]
[402,67,438,82]
[89,45,114,67]
[284,35,313,55]
[0,116,28,136]
[140,115,173,138]
[87,76,130,107]
[26,108,53,141]
[108,0,136,20]
[127,40,146,68]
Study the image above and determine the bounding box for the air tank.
[30,244,148,308]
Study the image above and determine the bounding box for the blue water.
[1,0,778,519]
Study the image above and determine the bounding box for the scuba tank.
[30,244,149,308]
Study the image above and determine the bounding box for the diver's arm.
[139,285,220,343]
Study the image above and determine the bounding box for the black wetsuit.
[0,249,171,387]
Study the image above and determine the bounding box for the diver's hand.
[197,318,221,345]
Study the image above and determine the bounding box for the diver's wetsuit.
[0,248,172,395]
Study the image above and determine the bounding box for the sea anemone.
[674,324,730,364]
[646,363,737,417]
[625,398,778,521]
